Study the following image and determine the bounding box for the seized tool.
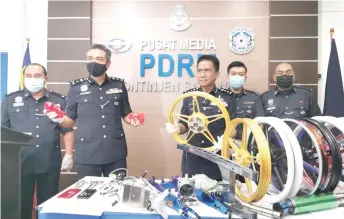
[274,193,344,216]
[128,112,145,124]
[140,172,200,219]
[44,101,66,118]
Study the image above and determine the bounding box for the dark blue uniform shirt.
[230,89,265,139]
[1,88,73,174]
[261,86,321,119]
[179,86,235,180]
[66,75,132,165]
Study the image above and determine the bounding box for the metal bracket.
[177,144,258,219]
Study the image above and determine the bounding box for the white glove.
[43,109,64,123]
[165,123,180,134]
[61,154,73,171]
[193,174,218,192]
[213,135,224,152]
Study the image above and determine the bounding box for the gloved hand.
[61,154,73,171]
[213,135,224,151]
[43,102,65,123]
[165,123,180,134]
[193,174,218,192]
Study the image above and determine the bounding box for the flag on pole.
[20,38,31,90]
[323,38,344,116]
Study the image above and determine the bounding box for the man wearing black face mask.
[261,62,321,119]
[45,44,144,179]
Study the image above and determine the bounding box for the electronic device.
[57,189,81,199]
[76,189,97,199]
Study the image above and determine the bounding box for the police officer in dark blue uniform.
[1,63,74,219]
[165,55,236,181]
[226,61,265,140]
[45,44,143,179]
[261,62,321,118]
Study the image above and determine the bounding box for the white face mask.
[24,78,45,93]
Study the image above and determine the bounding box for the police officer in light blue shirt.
[45,44,143,179]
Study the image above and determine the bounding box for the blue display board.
[0,52,8,102]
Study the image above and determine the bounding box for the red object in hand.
[44,102,66,118]
[128,112,145,124]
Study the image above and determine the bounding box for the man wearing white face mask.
[227,61,265,140]
[1,63,74,219]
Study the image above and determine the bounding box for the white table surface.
[38,176,344,219]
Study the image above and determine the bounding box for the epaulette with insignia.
[6,90,22,97]
[183,87,199,94]
[219,88,232,95]
[69,78,88,86]
[49,90,66,99]
[295,85,313,92]
[109,76,124,83]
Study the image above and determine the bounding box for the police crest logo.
[13,96,24,107]
[169,4,192,32]
[106,38,132,53]
[80,85,88,92]
[229,27,255,55]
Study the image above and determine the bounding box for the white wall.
[0,0,48,94]
[318,0,344,112]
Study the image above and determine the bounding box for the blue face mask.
[229,75,245,89]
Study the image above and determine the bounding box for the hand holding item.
[43,101,65,123]
[128,112,145,127]
[61,154,73,171]
[213,135,224,152]
[165,123,180,134]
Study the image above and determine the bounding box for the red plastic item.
[128,112,145,124]
[44,102,66,118]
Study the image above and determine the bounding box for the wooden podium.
[1,126,33,219]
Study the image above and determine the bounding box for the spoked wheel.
[167,91,232,156]
[312,116,344,182]
[250,117,303,204]
[224,118,271,203]
[283,118,326,195]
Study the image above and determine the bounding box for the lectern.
[1,126,33,219]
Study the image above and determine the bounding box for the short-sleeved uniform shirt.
[261,86,321,119]
[230,89,265,139]
[261,86,322,154]
[66,75,132,165]
[179,86,235,180]
[1,88,73,174]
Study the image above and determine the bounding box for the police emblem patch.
[169,4,192,32]
[80,85,88,92]
[15,96,23,103]
[106,38,132,53]
[229,27,255,55]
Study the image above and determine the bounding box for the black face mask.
[87,62,107,77]
[276,75,293,88]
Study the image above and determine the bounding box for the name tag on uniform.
[80,91,92,95]
[106,88,123,94]
[267,106,275,111]
[13,103,24,107]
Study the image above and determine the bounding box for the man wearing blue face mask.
[1,63,74,219]
[227,61,265,140]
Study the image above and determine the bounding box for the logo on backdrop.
[106,38,132,53]
[229,27,255,55]
[169,4,192,32]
